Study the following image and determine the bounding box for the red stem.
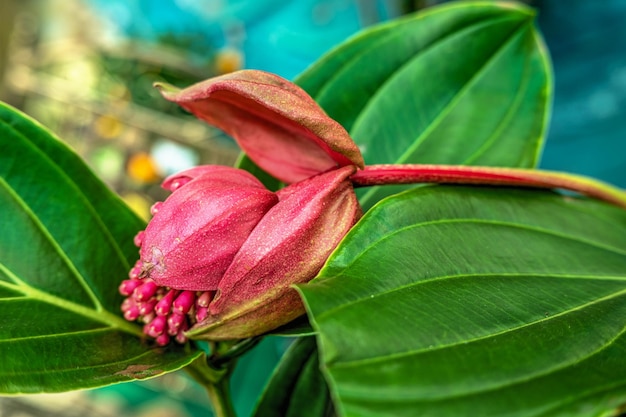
[350,164,626,209]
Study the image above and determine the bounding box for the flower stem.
[186,354,237,417]
[350,164,626,209]
[205,375,237,417]
[209,337,262,368]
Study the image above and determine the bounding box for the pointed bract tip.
[153,82,181,98]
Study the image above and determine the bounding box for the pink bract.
[139,166,278,291]
[155,70,364,184]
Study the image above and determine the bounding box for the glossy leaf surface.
[0,103,201,393]
[299,186,626,417]
[252,337,333,417]
[297,2,552,209]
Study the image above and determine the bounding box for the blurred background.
[0,0,625,416]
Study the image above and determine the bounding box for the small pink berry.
[173,291,196,315]
[150,201,163,216]
[133,280,158,301]
[167,313,186,335]
[155,333,170,346]
[119,278,142,296]
[195,306,209,322]
[123,305,140,321]
[175,321,189,344]
[128,265,142,280]
[138,299,157,316]
[142,312,155,324]
[196,291,213,308]
[146,315,167,337]
[133,231,145,248]
[155,289,178,316]
[175,331,187,344]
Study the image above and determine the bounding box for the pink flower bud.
[190,165,360,340]
[133,280,158,301]
[133,231,145,248]
[154,289,178,316]
[173,290,196,315]
[121,164,360,343]
[119,278,142,296]
[139,166,278,291]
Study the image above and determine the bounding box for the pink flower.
[121,164,360,343]
[119,70,365,343]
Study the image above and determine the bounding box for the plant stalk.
[350,164,626,209]
[205,375,237,417]
[186,354,237,417]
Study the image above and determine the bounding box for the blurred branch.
[6,64,238,162]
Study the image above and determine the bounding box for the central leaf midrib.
[1,115,136,296]
[0,327,110,344]
[461,27,535,165]
[0,346,159,377]
[0,263,143,338]
[0,175,101,309]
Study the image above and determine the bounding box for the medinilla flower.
[119,71,363,344]
[120,164,360,343]
[121,69,626,345]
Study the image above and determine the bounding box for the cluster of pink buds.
[119,163,359,344]
[119,240,215,346]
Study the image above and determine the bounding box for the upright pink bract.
[140,166,278,291]
[193,165,361,339]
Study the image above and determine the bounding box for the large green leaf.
[0,103,201,393]
[252,337,333,417]
[299,186,626,417]
[297,2,552,209]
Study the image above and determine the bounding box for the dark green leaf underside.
[0,103,199,393]
[300,186,626,417]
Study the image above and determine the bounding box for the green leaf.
[299,186,626,417]
[296,2,552,209]
[252,337,333,417]
[0,103,201,393]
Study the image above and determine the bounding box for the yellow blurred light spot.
[215,48,244,74]
[127,152,161,183]
[94,114,123,139]
[122,192,152,221]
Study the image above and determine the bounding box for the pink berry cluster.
[119,229,214,346]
